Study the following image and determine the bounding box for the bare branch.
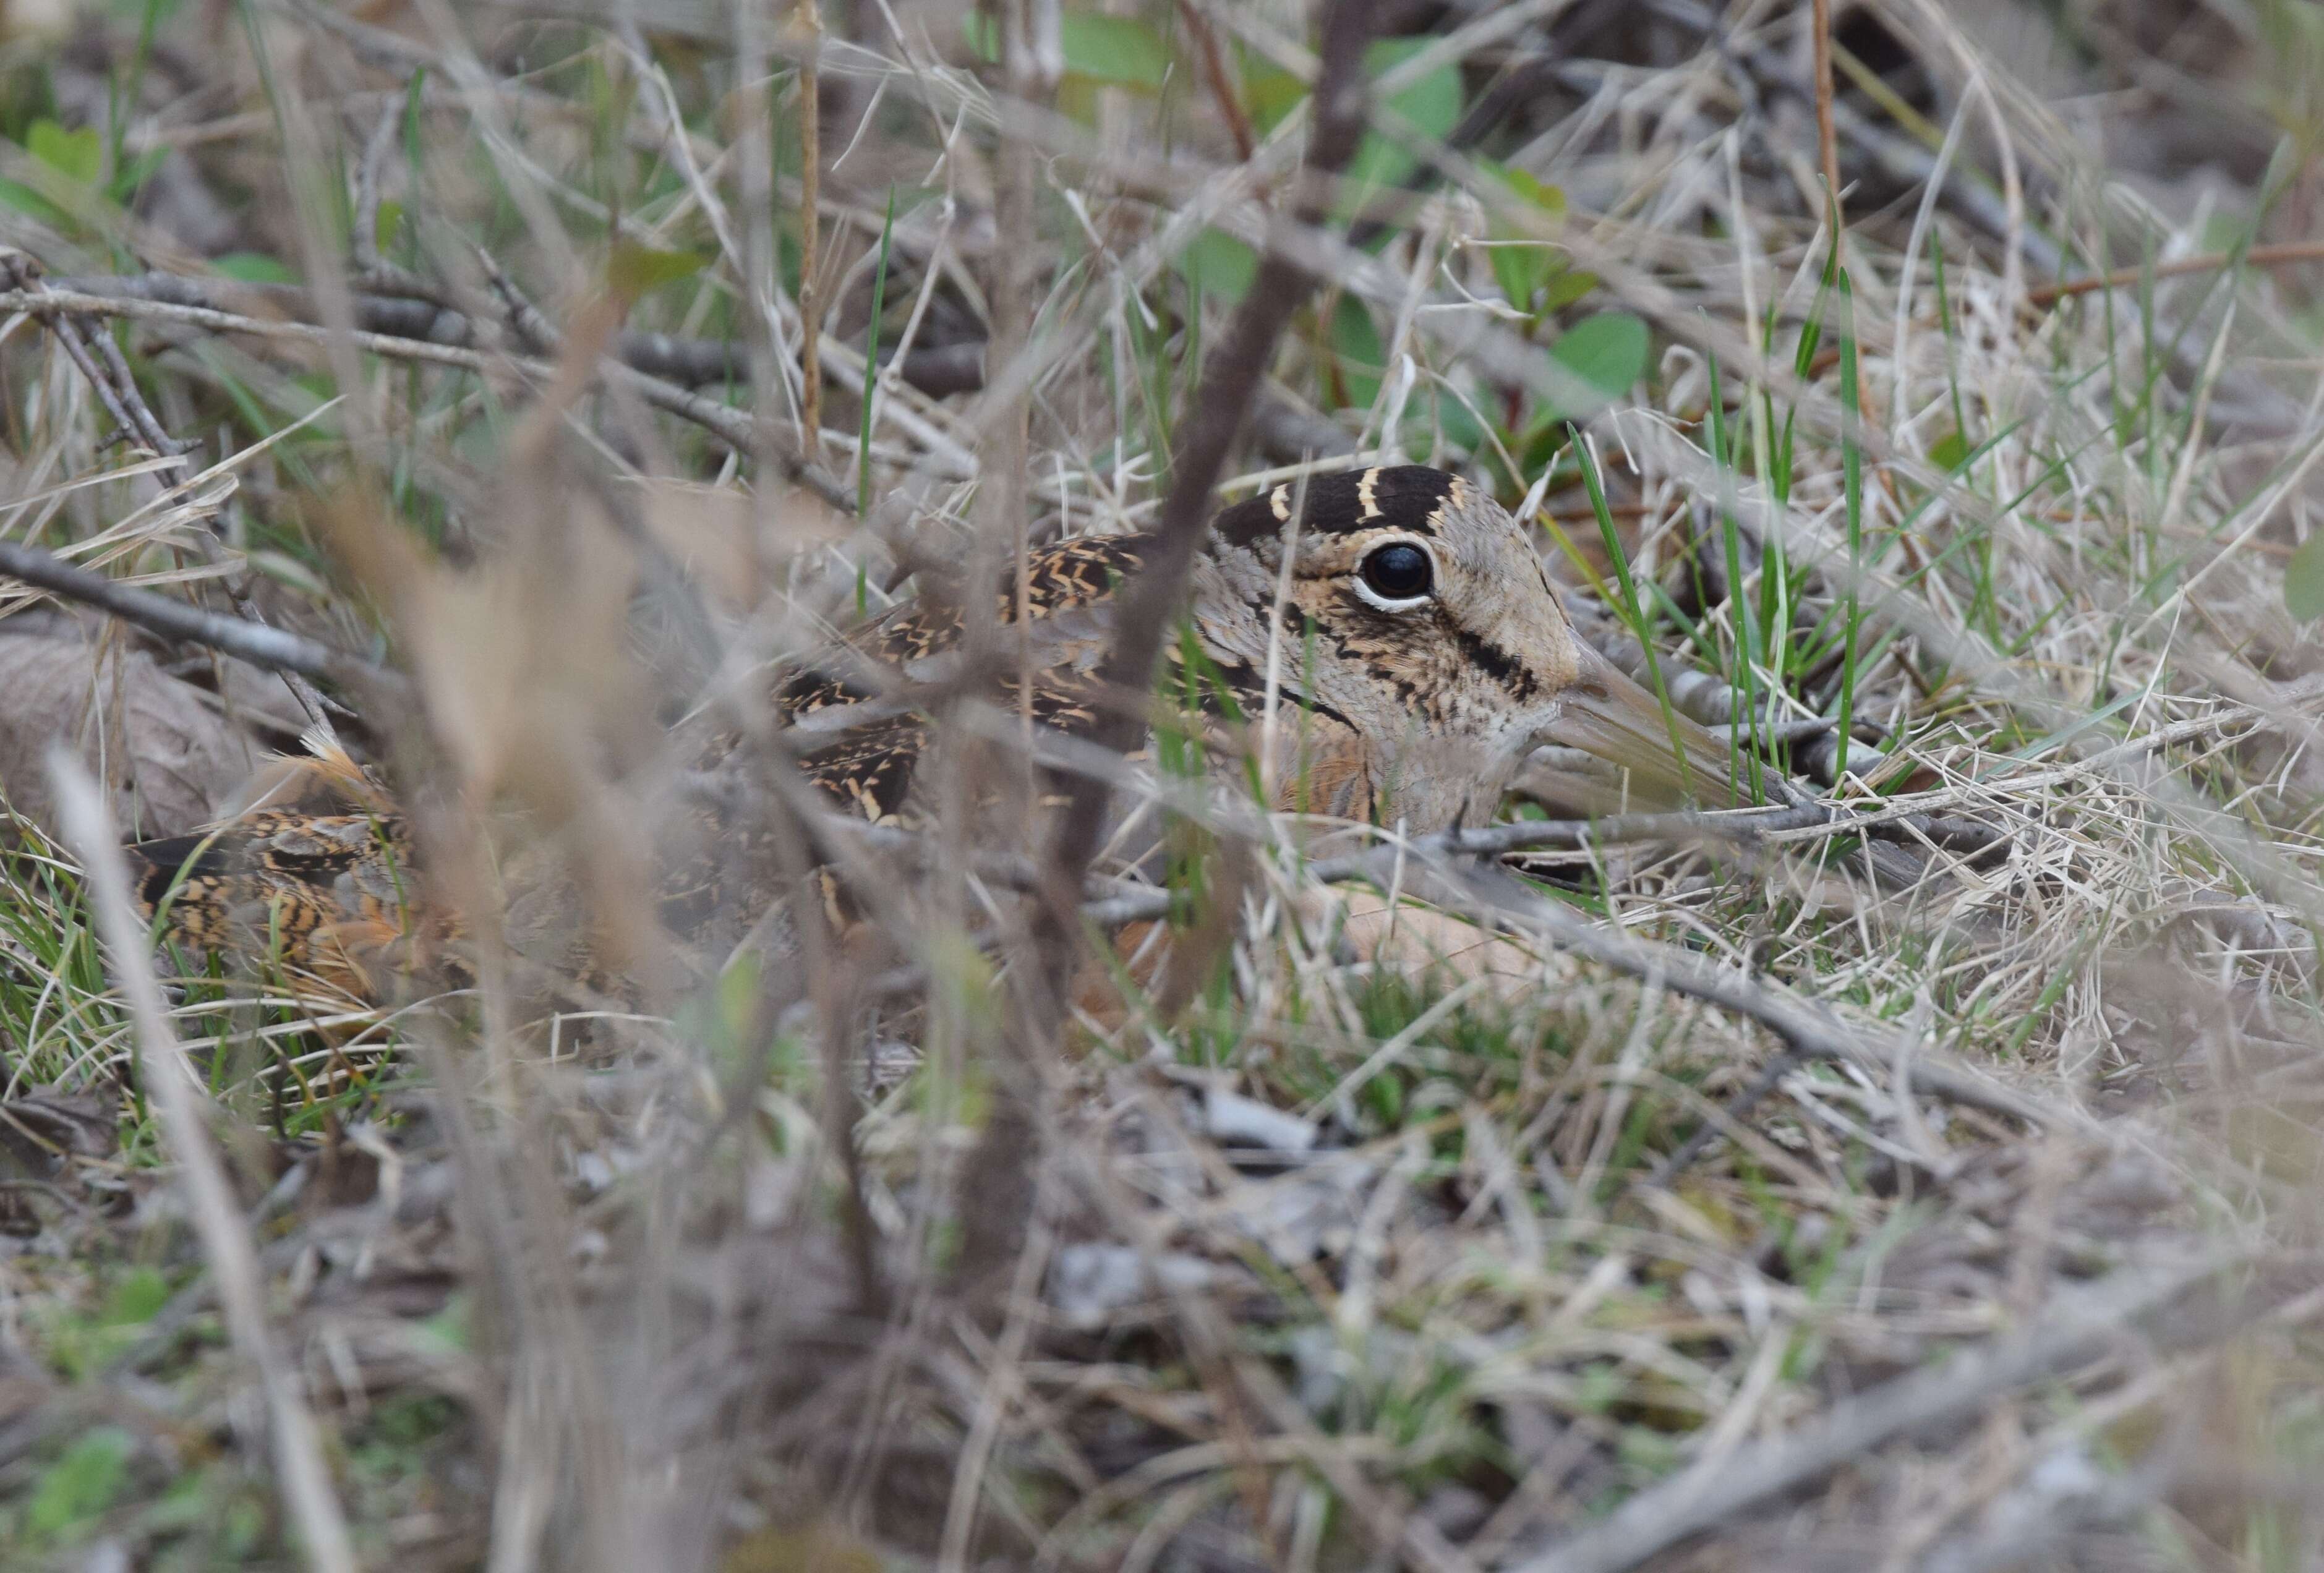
[0,539,406,699]
[1035,0,1387,995]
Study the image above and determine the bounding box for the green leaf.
[211,251,298,284]
[1339,39,1463,221]
[100,1266,169,1326]
[1489,242,1551,317]
[1238,41,1464,223]
[1368,40,1463,140]
[1325,292,1386,411]
[608,239,708,302]
[374,197,405,254]
[26,119,101,185]
[403,64,429,176]
[2286,531,2324,621]
[1477,161,1570,315]
[0,177,69,229]
[1182,227,1256,302]
[1242,56,1307,139]
[1061,12,1172,90]
[1539,268,1601,312]
[1928,428,1972,474]
[108,146,169,203]
[414,1292,474,1357]
[1430,383,1485,456]
[27,1427,133,1543]
[1540,310,1649,420]
[963,11,1173,92]
[1498,165,1566,216]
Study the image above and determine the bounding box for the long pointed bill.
[1544,644,1753,809]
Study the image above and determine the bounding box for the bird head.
[1193,465,1741,829]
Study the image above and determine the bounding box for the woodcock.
[130,466,1740,1005]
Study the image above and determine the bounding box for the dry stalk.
[1810,0,1842,218]
[942,0,1067,1303]
[795,0,824,452]
[1177,0,1258,161]
[1036,0,1386,997]
[1503,1247,2266,1573]
[49,754,360,1573]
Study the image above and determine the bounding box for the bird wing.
[778,533,1153,823]
[129,791,425,1002]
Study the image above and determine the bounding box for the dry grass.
[2,1,2323,1569]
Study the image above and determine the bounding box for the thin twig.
[1177,0,1257,161]
[471,244,561,356]
[1,283,857,513]
[1076,856,2049,1127]
[1806,239,2324,376]
[1,253,182,460]
[795,0,824,452]
[2025,240,2324,307]
[43,273,992,394]
[1036,0,1385,998]
[1426,861,2054,1129]
[1501,1247,2257,1573]
[50,755,361,1573]
[1636,1048,1806,1190]
[1809,0,1842,218]
[3,251,350,740]
[0,539,406,698]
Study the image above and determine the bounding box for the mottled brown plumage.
[129,466,1733,1004]
[129,744,435,1004]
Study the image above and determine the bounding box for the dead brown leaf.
[0,613,265,837]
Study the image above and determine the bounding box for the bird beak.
[1542,644,1750,808]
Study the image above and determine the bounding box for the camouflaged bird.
[130,465,1737,1003]
[128,739,438,1004]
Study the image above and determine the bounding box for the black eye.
[1359,542,1433,602]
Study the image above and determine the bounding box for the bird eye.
[1357,541,1434,605]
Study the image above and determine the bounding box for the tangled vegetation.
[2,0,2323,1569]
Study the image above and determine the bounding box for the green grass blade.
[858,186,897,516]
[1706,351,1762,800]
[1835,268,1863,786]
[1570,425,1694,791]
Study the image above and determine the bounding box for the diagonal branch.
[0,539,408,700]
[1033,0,1386,997]
[50,755,361,1573]
[2,249,354,737]
[1502,1245,2270,1573]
